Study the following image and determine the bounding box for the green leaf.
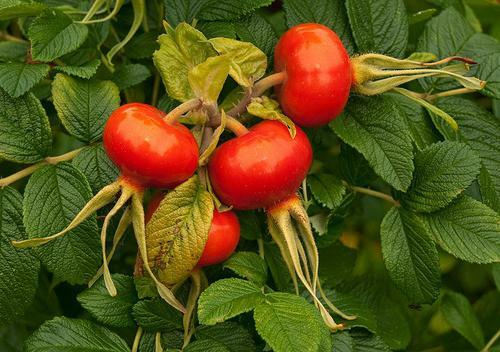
[72,144,119,194]
[263,242,292,291]
[164,0,208,27]
[209,38,267,87]
[153,23,216,102]
[0,41,28,62]
[477,54,500,99]
[28,9,89,62]
[54,59,101,79]
[423,196,500,264]
[441,291,485,349]
[24,317,129,352]
[237,211,262,241]
[198,21,236,39]
[308,174,346,210]
[435,97,500,212]
[330,95,414,192]
[235,14,277,57]
[493,264,500,291]
[134,276,158,299]
[401,141,481,212]
[124,31,159,60]
[283,0,355,54]
[146,176,214,285]
[199,0,273,21]
[0,0,46,21]
[23,163,101,284]
[132,298,183,331]
[350,330,392,351]
[186,323,256,352]
[77,274,138,328]
[198,278,264,325]
[224,252,268,285]
[332,331,353,352]
[346,0,408,57]
[387,93,438,150]
[254,292,330,352]
[188,55,230,102]
[0,187,40,324]
[0,62,49,98]
[112,64,151,90]
[0,89,52,163]
[247,96,296,137]
[380,207,440,304]
[52,74,120,143]
[139,330,183,352]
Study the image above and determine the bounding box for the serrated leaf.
[112,64,151,90]
[54,59,101,79]
[0,89,52,163]
[401,141,480,212]
[28,9,88,62]
[224,252,268,285]
[235,14,277,57]
[139,330,183,352]
[330,95,414,192]
[441,291,485,349]
[380,207,440,304]
[146,176,214,285]
[23,163,101,284]
[435,97,500,212]
[423,196,500,264]
[124,31,159,59]
[254,292,329,352]
[308,174,346,210]
[134,276,158,299]
[346,0,408,57]
[77,274,137,328]
[0,62,49,98]
[199,0,273,21]
[477,54,500,99]
[188,55,230,102]
[332,331,353,352]
[0,0,46,21]
[24,317,129,352]
[283,0,355,54]
[350,330,392,352]
[153,23,216,102]
[72,144,119,193]
[247,96,296,137]
[0,187,40,324]
[132,298,183,331]
[185,322,256,352]
[387,93,438,150]
[52,74,120,143]
[198,21,236,39]
[164,0,208,27]
[209,38,267,87]
[198,278,264,325]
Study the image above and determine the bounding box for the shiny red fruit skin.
[197,210,240,267]
[103,103,199,189]
[208,120,313,210]
[146,193,240,268]
[274,23,352,127]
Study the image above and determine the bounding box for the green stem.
[481,329,500,352]
[349,185,399,206]
[425,87,476,101]
[0,148,84,188]
[164,98,201,124]
[131,327,143,352]
[225,115,249,136]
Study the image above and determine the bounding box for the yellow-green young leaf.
[28,9,88,62]
[153,22,216,102]
[145,176,214,285]
[209,37,267,87]
[0,187,40,324]
[247,96,296,138]
[188,55,231,103]
[52,74,120,143]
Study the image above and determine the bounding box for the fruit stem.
[226,115,250,136]
[164,98,202,124]
[131,327,143,352]
[349,185,399,206]
[481,329,500,352]
[257,238,265,259]
[425,87,476,101]
[0,147,84,188]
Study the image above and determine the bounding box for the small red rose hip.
[274,23,351,127]
[103,103,199,189]
[208,120,312,210]
[146,193,240,267]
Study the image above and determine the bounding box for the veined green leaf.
[224,252,268,285]
[308,174,346,210]
[132,298,183,331]
[54,59,101,79]
[0,187,40,324]
[164,0,208,27]
[111,64,151,90]
[199,0,273,21]
[186,323,256,352]
[188,55,230,102]
[0,0,46,21]
[145,176,213,285]
[0,62,49,98]
[235,14,277,57]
